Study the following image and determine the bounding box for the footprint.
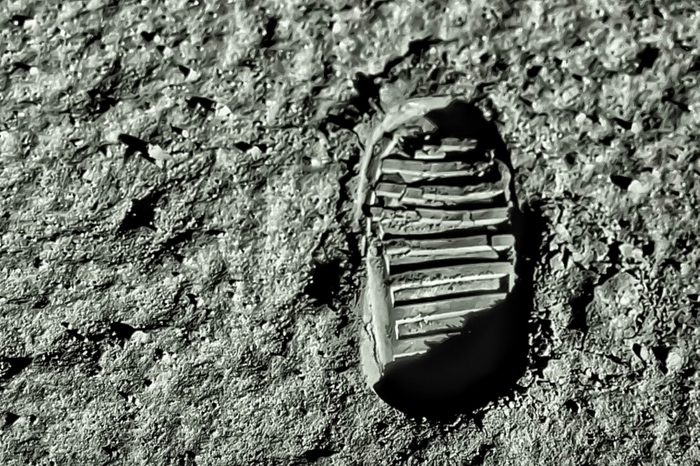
[354,97,532,418]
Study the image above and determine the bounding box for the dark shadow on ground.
[372,100,544,420]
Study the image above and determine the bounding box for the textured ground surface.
[1,0,699,464]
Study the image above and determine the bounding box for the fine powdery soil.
[2,2,699,464]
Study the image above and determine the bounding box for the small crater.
[612,117,632,130]
[651,345,669,374]
[302,447,336,463]
[0,357,33,382]
[118,133,155,163]
[87,88,119,116]
[599,134,615,146]
[260,17,278,48]
[371,421,388,436]
[2,412,20,427]
[233,141,252,152]
[140,30,156,42]
[679,434,691,448]
[610,174,632,190]
[526,65,542,78]
[12,62,31,72]
[109,322,137,342]
[564,152,577,166]
[465,443,495,466]
[118,190,163,233]
[177,450,197,466]
[564,399,580,414]
[568,279,594,332]
[32,295,49,309]
[186,96,216,113]
[661,88,690,112]
[636,46,659,72]
[304,258,343,306]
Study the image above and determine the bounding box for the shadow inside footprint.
[374,281,532,419]
[370,100,543,420]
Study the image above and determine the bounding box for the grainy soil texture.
[1,1,699,465]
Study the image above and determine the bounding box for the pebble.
[627,179,649,194]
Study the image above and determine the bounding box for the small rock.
[148,144,171,168]
[215,103,233,119]
[130,331,150,344]
[619,243,643,262]
[86,0,105,10]
[680,262,691,276]
[631,120,643,134]
[554,224,572,244]
[639,345,651,363]
[627,179,650,194]
[549,252,566,271]
[666,349,684,373]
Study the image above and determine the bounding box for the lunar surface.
[1,1,699,465]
